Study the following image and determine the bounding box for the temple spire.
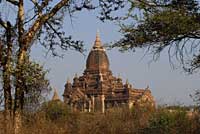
[75,73,78,78]
[67,77,70,84]
[126,79,129,85]
[86,30,109,71]
[52,88,61,101]
[94,29,102,48]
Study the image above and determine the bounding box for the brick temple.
[63,32,155,112]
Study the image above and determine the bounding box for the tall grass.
[0,102,199,134]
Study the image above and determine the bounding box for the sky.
[28,8,200,106]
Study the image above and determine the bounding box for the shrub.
[40,101,70,121]
[142,107,195,134]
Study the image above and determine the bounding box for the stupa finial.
[67,78,70,83]
[94,29,102,48]
[52,87,61,101]
[126,79,129,85]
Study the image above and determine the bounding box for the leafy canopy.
[114,0,200,72]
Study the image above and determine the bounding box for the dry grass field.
[0,103,200,134]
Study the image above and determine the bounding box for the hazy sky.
[30,9,199,106]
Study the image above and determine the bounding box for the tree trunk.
[3,21,13,133]
[12,0,71,133]
[13,0,25,133]
[14,48,27,134]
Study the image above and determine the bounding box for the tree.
[0,20,14,133]
[109,0,200,112]
[0,0,132,133]
[113,0,200,72]
[0,31,50,132]
[41,101,70,121]
[0,0,86,133]
[21,60,51,112]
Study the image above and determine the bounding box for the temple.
[63,32,155,112]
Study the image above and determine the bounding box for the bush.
[40,101,70,121]
[142,107,199,134]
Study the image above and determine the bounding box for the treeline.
[0,101,199,134]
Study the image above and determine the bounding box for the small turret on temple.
[63,31,155,113]
[52,88,61,101]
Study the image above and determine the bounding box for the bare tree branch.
[30,0,51,17]
[18,0,25,48]
[6,0,19,6]
[0,18,7,29]
[24,0,70,49]
[40,0,51,9]
[30,0,50,9]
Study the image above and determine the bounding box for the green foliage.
[114,0,200,72]
[169,0,199,12]
[121,6,200,47]
[0,52,50,111]
[41,101,70,121]
[190,89,200,110]
[145,109,189,134]
[21,60,51,111]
